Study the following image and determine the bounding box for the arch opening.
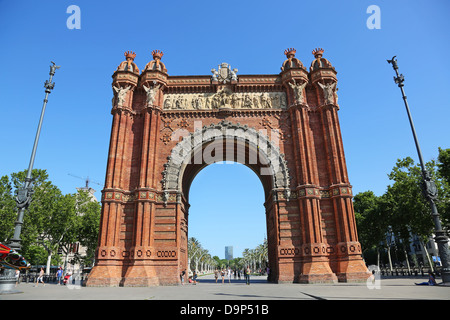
[188,162,267,265]
[165,122,290,282]
[180,138,275,202]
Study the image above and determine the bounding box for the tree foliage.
[0,169,101,269]
[354,148,450,266]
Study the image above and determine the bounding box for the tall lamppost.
[8,61,60,252]
[0,62,60,294]
[387,56,450,284]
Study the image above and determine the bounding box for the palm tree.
[188,237,202,274]
[255,238,268,270]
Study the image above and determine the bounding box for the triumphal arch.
[85,48,371,286]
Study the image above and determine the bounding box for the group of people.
[214,266,252,285]
[33,267,72,287]
[179,266,253,285]
[180,269,198,285]
[14,267,48,287]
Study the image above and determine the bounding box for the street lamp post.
[0,62,59,294]
[387,56,450,284]
[8,62,60,252]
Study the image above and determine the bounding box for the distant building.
[76,186,98,201]
[225,246,233,260]
[65,187,98,278]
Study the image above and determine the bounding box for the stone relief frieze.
[163,88,287,110]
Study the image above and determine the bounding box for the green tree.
[1,169,102,272]
[9,169,57,266]
[10,169,81,270]
[387,157,436,241]
[437,147,450,225]
[0,175,17,243]
[353,190,396,266]
[75,190,101,267]
[385,156,450,270]
[437,147,450,183]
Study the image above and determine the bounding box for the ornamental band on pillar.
[85,48,371,286]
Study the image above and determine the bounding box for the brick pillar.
[320,103,370,281]
[121,67,168,286]
[86,66,139,286]
[279,52,337,282]
[290,105,338,283]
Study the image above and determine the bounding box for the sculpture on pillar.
[289,79,307,104]
[317,81,336,105]
[113,85,131,107]
[143,82,161,107]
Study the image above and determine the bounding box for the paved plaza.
[2,274,448,319]
[1,274,449,301]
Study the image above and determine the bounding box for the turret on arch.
[85,48,371,286]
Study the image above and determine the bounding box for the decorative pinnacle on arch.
[312,48,324,58]
[152,50,164,60]
[124,51,136,60]
[284,48,297,57]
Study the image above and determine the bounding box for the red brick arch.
[85,48,370,286]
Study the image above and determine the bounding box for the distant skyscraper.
[225,246,233,260]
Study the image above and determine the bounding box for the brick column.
[307,47,369,282]
[121,66,168,286]
[319,103,370,281]
[289,104,338,283]
[86,66,139,286]
[278,49,338,283]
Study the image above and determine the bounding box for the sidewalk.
[1,274,449,301]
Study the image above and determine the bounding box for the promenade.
[1,273,449,301]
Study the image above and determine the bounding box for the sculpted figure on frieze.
[162,91,287,110]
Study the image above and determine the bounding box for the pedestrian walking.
[221,269,225,283]
[15,269,20,287]
[227,267,232,283]
[180,269,186,285]
[56,267,63,285]
[245,266,251,285]
[35,267,45,287]
[214,269,219,283]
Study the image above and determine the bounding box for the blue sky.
[1,1,449,259]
